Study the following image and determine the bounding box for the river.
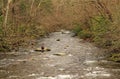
[0,31,120,79]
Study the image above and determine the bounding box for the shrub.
[109,53,120,62]
[90,16,110,36]
[0,24,47,51]
[72,23,83,35]
[78,30,92,40]
[0,38,11,52]
[90,16,111,46]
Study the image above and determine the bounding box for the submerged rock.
[61,29,70,34]
[56,39,60,41]
[34,48,51,52]
[53,53,66,56]
[34,48,43,52]
[45,48,51,51]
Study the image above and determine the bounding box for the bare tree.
[3,0,12,28]
[30,0,35,16]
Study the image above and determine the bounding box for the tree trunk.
[30,0,35,16]
[3,0,12,36]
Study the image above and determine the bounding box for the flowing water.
[0,31,120,79]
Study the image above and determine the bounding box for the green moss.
[108,53,120,62]
[72,23,83,34]
[78,30,92,40]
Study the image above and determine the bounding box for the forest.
[0,0,120,60]
[0,0,120,79]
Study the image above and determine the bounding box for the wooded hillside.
[0,0,120,55]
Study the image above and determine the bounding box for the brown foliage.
[0,0,120,52]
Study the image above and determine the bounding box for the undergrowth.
[0,0,119,60]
